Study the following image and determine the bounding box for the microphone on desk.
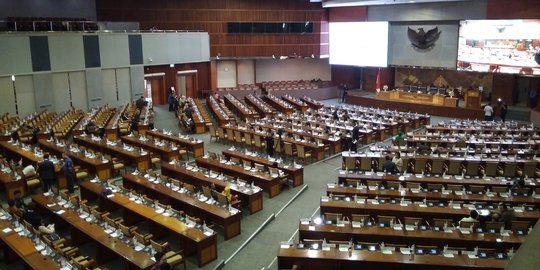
[425,220,431,229]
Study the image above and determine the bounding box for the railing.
[0,20,204,33]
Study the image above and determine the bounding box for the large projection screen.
[329,22,389,67]
[457,20,540,74]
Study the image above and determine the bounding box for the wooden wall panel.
[329,7,368,22]
[486,0,540,19]
[492,73,517,105]
[144,62,211,98]
[96,0,328,58]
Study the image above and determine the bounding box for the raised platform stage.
[346,92,484,119]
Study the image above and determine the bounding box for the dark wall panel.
[83,35,101,68]
[128,35,143,65]
[29,36,51,72]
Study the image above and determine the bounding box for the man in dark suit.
[38,154,55,193]
[350,121,360,152]
[382,155,398,174]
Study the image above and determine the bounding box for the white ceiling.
[316,0,472,8]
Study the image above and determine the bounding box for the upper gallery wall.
[95,0,329,58]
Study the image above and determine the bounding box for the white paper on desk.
[393,224,403,231]
[104,229,113,234]
[405,225,415,231]
[2,228,12,233]
[339,170,345,175]
[204,231,213,236]
[106,194,114,198]
[280,244,291,249]
[309,225,316,231]
[459,229,471,234]
[337,223,345,227]
[322,246,331,251]
[36,244,45,251]
[419,204,427,208]
[339,245,349,252]
[444,228,453,233]
[14,227,23,232]
[467,254,478,259]
[443,253,455,258]
[382,248,393,254]
[56,210,65,215]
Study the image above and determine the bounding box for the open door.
[144,73,165,105]
[177,70,198,98]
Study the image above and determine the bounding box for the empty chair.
[234,130,245,145]
[427,183,443,192]
[447,184,463,192]
[324,212,343,223]
[465,161,480,177]
[484,221,504,232]
[484,162,499,177]
[431,159,445,175]
[244,133,254,148]
[433,219,453,228]
[208,124,219,142]
[345,178,362,187]
[359,157,373,171]
[447,160,462,175]
[491,186,508,194]
[413,159,427,174]
[226,128,235,143]
[218,127,227,141]
[511,221,530,233]
[296,144,312,164]
[406,182,420,190]
[459,221,478,229]
[253,134,266,149]
[502,163,517,177]
[283,142,296,159]
[404,217,423,227]
[386,181,401,190]
[469,185,485,194]
[343,156,358,171]
[377,215,396,227]
[351,214,370,224]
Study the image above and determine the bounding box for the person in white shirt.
[392,152,403,173]
[484,104,494,121]
[459,210,479,227]
[22,164,36,177]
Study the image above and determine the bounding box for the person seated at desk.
[8,190,27,214]
[382,155,399,174]
[222,186,239,206]
[459,210,479,227]
[22,202,55,234]
[492,203,516,229]
[85,121,98,135]
[433,146,448,156]
[392,152,403,172]
[417,142,431,155]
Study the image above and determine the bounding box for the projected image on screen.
[457,20,540,74]
[329,22,389,67]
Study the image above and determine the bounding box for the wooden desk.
[0,141,65,188]
[73,135,150,171]
[245,95,276,117]
[377,91,457,108]
[298,223,523,250]
[160,162,263,214]
[38,139,113,180]
[277,246,507,270]
[263,95,295,114]
[326,185,540,207]
[337,172,540,190]
[222,149,304,187]
[32,194,155,269]
[300,96,324,110]
[195,157,282,198]
[0,170,27,200]
[319,198,540,223]
[224,94,259,120]
[0,221,61,269]
[221,126,327,161]
[145,130,204,158]
[79,181,218,266]
[281,95,308,112]
[122,174,242,240]
[120,135,179,161]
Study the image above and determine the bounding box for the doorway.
[144,73,165,105]
[176,70,198,98]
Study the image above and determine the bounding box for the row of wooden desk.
[195,157,282,198]
[0,220,61,269]
[78,181,217,267]
[122,173,242,240]
[73,135,151,171]
[145,130,204,158]
[160,162,264,214]
[32,194,156,269]
[277,244,507,270]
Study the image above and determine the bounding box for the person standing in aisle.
[38,154,55,193]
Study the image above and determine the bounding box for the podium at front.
[464,90,481,109]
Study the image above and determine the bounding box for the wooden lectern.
[464,89,481,109]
